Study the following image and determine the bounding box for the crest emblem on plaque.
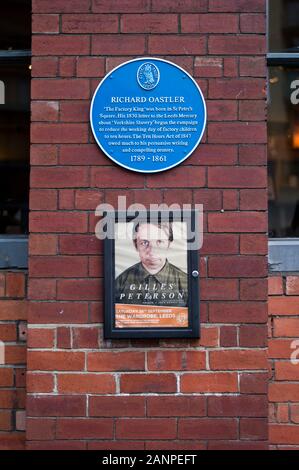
[137,62,160,90]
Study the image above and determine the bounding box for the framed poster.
[104,211,200,338]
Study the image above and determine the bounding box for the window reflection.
[268,66,299,237]
[269,0,299,52]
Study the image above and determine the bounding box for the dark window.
[0,0,30,267]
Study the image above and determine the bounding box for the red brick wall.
[269,276,299,449]
[27,0,268,450]
[0,271,27,450]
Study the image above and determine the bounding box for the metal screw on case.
[192,270,199,278]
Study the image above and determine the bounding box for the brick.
[209,256,267,277]
[181,373,238,393]
[29,235,57,255]
[31,145,58,165]
[5,345,26,364]
[30,212,88,233]
[239,324,267,347]
[57,374,115,393]
[93,0,150,13]
[31,101,59,121]
[59,57,76,77]
[27,441,86,450]
[31,57,58,78]
[286,276,299,295]
[269,384,299,402]
[191,326,219,348]
[269,339,294,359]
[208,395,267,417]
[209,122,266,144]
[209,440,268,450]
[201,279,238,300]
[146,441,207,450]
[121,14,178,33]
[27,373,54,393]
[31,123,88,144]
[209,35,265,55]
[31,167,88,188]
[220,326,238,347]
[179,418,237,440]
[269,297,299,316]
[0,324,16,342]
[240,279,268,301]
[240,234,268,255]
[90,167,143,188]
[59,189,74,209]
[210,350,268,370]
[224,57,238,77]
[120,374,177,393]
[33,0,90,12]
[77,57,105,78]
[72,327,99,349]
[201,234,238,255]
[275,362,299,381]
[239,100,266,121]
[182,14,238,33]
[270,425,299,445]
[27,351,85,371]
[27,418,55,440]
[32,35,90,55]
[56,327,71,349]
[116,418,177,440]
[57,279,102,300]
[75,190,103,210]
[276,404,289,423]
[27,328,55,348]
[240,57,266,77]
[148,35,206,55]
[240,418,268,439]
[0,412,12,431]
[92,35,145,55]
[60,101,89,122]
[29,302,88,324]
[30,256,88,277]
[290,405,299,424]
[90,397,145,417]
[88,352,145,371]
[209,78,265,99]
[151,0,207,12]
[192,144,238,165]
[240,189,267,210]
[0,369,14,387]
[5,273,25,298]
[56,419,113,439]
[147,396,206,417]
[240,372,268,394]
[32,79,89,100]
[88,441,144,450]
[223,190,238,210]
[194,57,223,78]
[240,13,266,33]
[147,167,205,188]
[32,14,59,33]
[0,301,27,320]
[147,351,206,371]
[207,100,238,120]
[27,395,86,417]
[62,14,118,33]
[30,189,57,210]
[209,0,265,12]
[274,319,299,337]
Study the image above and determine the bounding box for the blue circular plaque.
[90,58,207,173]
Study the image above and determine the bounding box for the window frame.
[267,1,299,272]
[0,49,30,269]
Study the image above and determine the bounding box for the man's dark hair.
[132,221,173,248]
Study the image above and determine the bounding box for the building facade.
[0,0,298,450]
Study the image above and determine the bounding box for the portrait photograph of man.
[114,220,189,328]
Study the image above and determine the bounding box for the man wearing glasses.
[115,221,188,307]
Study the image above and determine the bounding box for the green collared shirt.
[115,259,188,306]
